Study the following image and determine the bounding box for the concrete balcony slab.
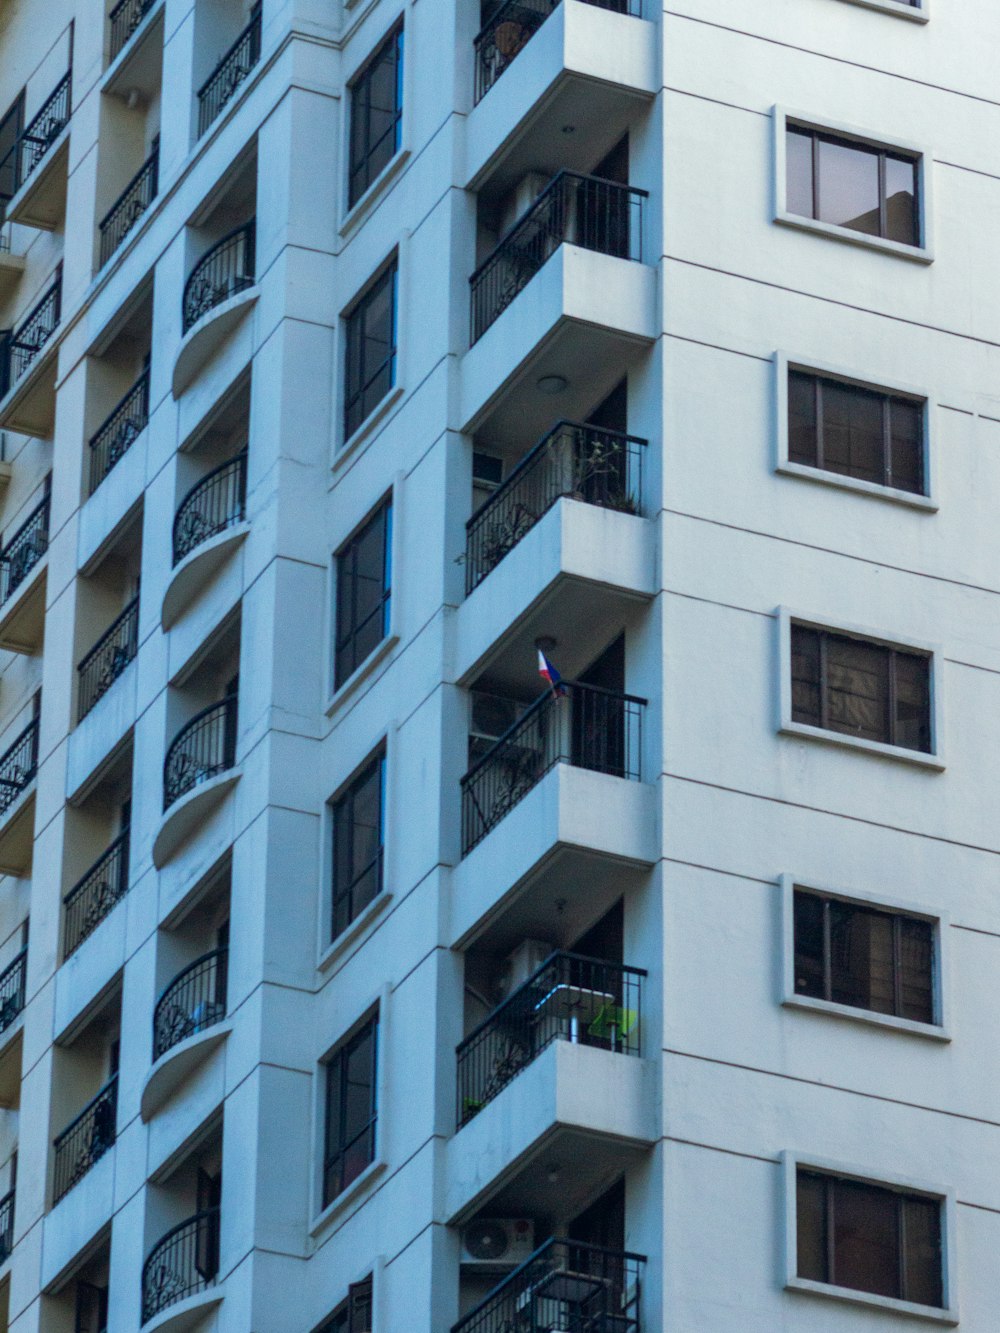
[41,1146,115,1290]
[171,289,258,399]
[0,337,58,438]
[142,1290,223,1333]
[79,423,148,571]
[6,132,69,231]
[102,1,165,102]
[152,769,241,869]
[161,522,249,631]
[141,1022,232,1122]
[66,660,137,802]
[0,560,46,654]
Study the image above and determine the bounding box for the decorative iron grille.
[0,1188,13,1263]
[63,828,131,959]
[172,450,247,564]
[0,948,26,1034]
[153,947,228,1061]
[0,719,38,817]
[88,366,150,494]
[5,72,71,191]
[141,1207,221,1323]
[52,1074,118,1204]
[77,596,139,719]
[0,491,50,602]
[196,3,262,136]
[181,221,256,333]
[163,695,238,811]
[1,267,61,395]
[99,137,159,266]
[109,0,156,61]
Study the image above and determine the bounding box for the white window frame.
[774,352,938,510]
[779,874,950,1039]
[782,1151,959,1324]
[776,607,945,770]
[773,107,934,263]
[834,0,927,20]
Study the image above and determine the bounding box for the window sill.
[834,0,928,20]
[310,1158,387,1240]
[325,633,398,719]
[340,150,410,242]
[334,384,404,475]
[779,720,945,770]
[776,461,937,511]
[787,1277,957,1324]
[775,211,933,264]
[783,994,950,1041]
[318,889,393,974]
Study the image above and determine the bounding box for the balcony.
[1,72,71,230]
[162,451,248,629]
[0,229,25,300]
[52,1074,118,1205]
[197,2,262,137]
[63,828,131,960]
[153,695,239,867]
[0,950,26,1039]
[454,1239,645,1333]
[142,947,229,1119]
[0,265,61,436]
[173,222,257,396]
[0,1187,13,1263]
[0,491,50,652]
[141,1207,221,1326]
[77,596,140,722]
[0,719,38,874]
[88,366,150,495]
[99,136,159,268]
[109,0,157,63]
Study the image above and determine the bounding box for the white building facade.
[0,0,994,1326]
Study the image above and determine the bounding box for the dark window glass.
[344,260,397,439]
[796,1170,943,1308]
[790,623,932,753]
[786,125,920,246]
[332,753,385,941]
[335,498,392,688]
[75,1282,109,1333]
[0,93,24,218]
[324,1015,378,1206]
[787,371,924,495]
[349,27,404,208]
[319,1275,374,1333]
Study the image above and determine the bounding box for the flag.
[538,649,567,697]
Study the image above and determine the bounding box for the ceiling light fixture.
[536,374,568,395]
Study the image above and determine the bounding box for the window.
[344,259,397,440]
[334,497,392,688]
[785,123,920,247]
[349,26,403,208]
[788,370,924,495]
[332,752,385,940]
[319,1276,373,1333]
[323,1013,378,1206]
[796,1168,944,1308]
[791,623,931,753]
[793,889,935,1024]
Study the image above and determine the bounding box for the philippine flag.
[538,649,567,697]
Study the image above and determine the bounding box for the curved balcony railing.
[457,951,645,1126]
[172,451,247,565]
[52,1073,118,1204]
[77,596,140,720]
[109,0,156,61]
[141,1206,221,1324]
[0,491,49,603]
[461,681,644,854]
[0,72,71,205]
[182,221,256,333]
[1,266,61,396]
[0,949,26,1034]
[99,137,159,267]
[163,694,238,811]
[88,366,150,494]
[197,1,262,136]
[63,827,131,959]
[0,719,38,818]
[153,947,228,1061]
[0,1187,13,1263]
[470,172,646,342]
[466,421,645,593]
[453,1238,645,1333]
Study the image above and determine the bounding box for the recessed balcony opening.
[0,267,61,434]
[193,0,262,139]
[153,870,230,1064]
[175,375,249,566]
[43,1233,111,1333]
[95,40,161,270]
[0,923,28,1056]
[0,474,50,651]
[142,1119,223,1325]
[50,989,121,1207]
[75,507,142,725]
[0,1145,16,1268]
[0,693,40,874]
[84,285,152,498]
[162,611,241,814]
[0,27,72,231]
[62,746,133,962]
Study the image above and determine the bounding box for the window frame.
[327,745,389,947]
[774,353,937,510]
[342,254,400,447]
[834,0,927,20]
[333,494,394,693]
[322,1010,379,1208]
[777,608,944,769]
[783,1152,958,1324]
[346,22,405,214]
[779,875,950,1039]
[773,107,933,263]
[318,1273,374,1333]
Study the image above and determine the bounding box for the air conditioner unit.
[497,938,552,1001]
[498,171,551,235]
[461,1218,535,1270]
[469,691,523,767]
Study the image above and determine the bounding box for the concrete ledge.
[151,770,241,869]
[6,132,69,230]
[66,659,137,801]
[0,559,46,654]
[141,1290,223,1333]
[141,1022,232,1122]
[161,523,249,631]
[0,337,58,437]
[41,1147,115,1290]
[171,289,258,398]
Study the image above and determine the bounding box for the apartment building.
[0,0,994,1326]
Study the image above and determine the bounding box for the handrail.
[98,137,159,266]
[152,944,229,1060]
[0,719,39,817]
[141,1206,221,1323]
[172,450,247,564]
[0,948,26,1033]
[2,267,61,393]
[196,2,262,136]
[109,0,157,61]
[88,366,150,494]
[0,491,49,602]
[162,694,238,810]
[51,1073,118,1203]
[62,827,131,958]
[0,71,71,199]
[181,220,256,333]
[77,595,140,719]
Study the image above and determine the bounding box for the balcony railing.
[457,951,644,1127]
[172,450,247,565]
[141,1206,221,1323]
[153,947,228,1061]
[197,2,262,136]
[77,596,140,720]
[470,172,646,342]
[466,421,645,593]
[163,694,238,811]
[52,1074,118,1204]
[88,366,150,494]
[0,1188,13,1263]
[453,1238,645,1333]
[0,492,50,603]
[0,949,26,1034]
[109,0,156,61]
[0,719,38,818]
[0,266,62,396]
[63,828,131,959]
[474,0,639,103]
[182,220,256,333]
[462,681,644,853]
[0,72,71,205]
[99,137,159,267]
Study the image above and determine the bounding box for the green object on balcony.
[586,1003,637,1047]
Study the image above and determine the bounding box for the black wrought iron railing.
[88,367,150,494]
[0,492,50,603]
[466,421,645,593]
[109,0,156,61]
[153,947,228,1061]
[457,951,644,1127]
[99,137,159,267]
[453,1238,645,1333]
[0,1188,13,1263]
[141,1206,221,1323]
[52,1074,118,1204]
[461,681,644,853]
[0,948,26,1034]
[163,695,238,811]
[470,172,646,342]
[1,267,61,396]
[172,451,247,565]
[0,720,38,818]
[197,2,262,136]
[182,221,256,333]
[77,597,140,720]
[63,828,131,959]
[0,72,71,203]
